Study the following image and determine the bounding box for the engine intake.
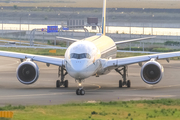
[17,60,39,85]
[141,60,164,84]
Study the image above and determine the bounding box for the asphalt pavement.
[0,57,180,105]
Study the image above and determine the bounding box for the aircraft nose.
[71,60,87,72]
[70,60,88,79]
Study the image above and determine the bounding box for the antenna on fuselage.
[102,0,106,35]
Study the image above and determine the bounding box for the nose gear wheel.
[76,88,85,95]
[76,80,85,95]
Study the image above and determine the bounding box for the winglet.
[102,0,106,35]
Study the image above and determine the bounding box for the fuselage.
[64,34,117,80]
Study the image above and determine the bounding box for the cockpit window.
[70,53,91,59]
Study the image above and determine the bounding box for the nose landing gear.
[76,82,85,95]
[76,88,85,95]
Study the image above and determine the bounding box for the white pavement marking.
[0,92,73,99]
[83,83,101,91]
[147,84,180,89]
[0,83,102,99]
[132,84,180,91]
[118,94,176,98]
[0,62,18,67]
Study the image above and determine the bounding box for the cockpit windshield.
[70,53,91,59]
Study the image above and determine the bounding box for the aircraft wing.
[0,51,64,66]
[104,51,180,68]
[56,36,80,42]
[115,36,156,45]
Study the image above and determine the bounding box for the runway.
[0,57,180,105]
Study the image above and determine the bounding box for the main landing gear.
[76,81,85,95]
[115,66,131,88]
[56,66,68,88]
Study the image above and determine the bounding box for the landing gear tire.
[127,80,131,88]
[119,80,123,88]
[56,66,68,88]
[64,80,68,88]
[76,89,80,95]
[76,88,85,95]
[56,80,60,88]
[116,66,131,88]
[80,89,85,95]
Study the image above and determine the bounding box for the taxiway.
[0,57,180,105]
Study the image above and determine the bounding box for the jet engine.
[16,60,39,85]
[141,60,164,85]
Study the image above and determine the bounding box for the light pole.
[20,16,23,45]
[28,13,31,33]
[56,13,60,26]
[120,12,124,34]
[1,7,3,37]
[127,12,132,39]
[142,8,145,50]
[151,14,154,45]
[142,8,145,35]
[127,12,133,51]
[151,14,154,35]
[129,13,133,39]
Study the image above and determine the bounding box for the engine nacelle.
[141,60,164,85]
[16,60,39,85]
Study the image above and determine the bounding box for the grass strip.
[0,48,66,56]
[1,99,180,120]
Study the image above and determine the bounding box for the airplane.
[0,0,180,95]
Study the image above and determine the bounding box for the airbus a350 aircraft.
[1,0,180,95]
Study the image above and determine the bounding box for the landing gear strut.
[115,66,131,88]
[56,66,68,88]
[76,81,85,95]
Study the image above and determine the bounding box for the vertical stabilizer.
[102,0,106,35]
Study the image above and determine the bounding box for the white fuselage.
[64,34,117,80]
